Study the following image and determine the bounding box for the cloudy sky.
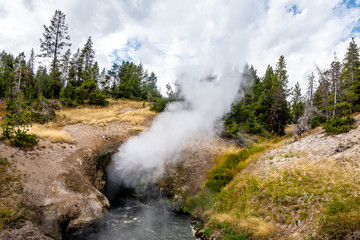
[0,0,359,92]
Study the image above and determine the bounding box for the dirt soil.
[0,105,155,239]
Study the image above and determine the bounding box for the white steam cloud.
[108,68,242,191]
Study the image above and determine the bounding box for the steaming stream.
[82,202,194,240]
[78,71,243,239]
[77,184,194,240]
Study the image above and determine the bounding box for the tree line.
[0,10,165,148]
[224,38,360,137]
[224,55,292,137]
[0,10,163,107]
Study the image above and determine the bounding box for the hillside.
[0,100,156,239]
[183,114,360,239]
[1,99,360,240]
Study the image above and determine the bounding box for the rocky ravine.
[0,118,153,239]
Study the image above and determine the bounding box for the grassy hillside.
[186,119,360,239]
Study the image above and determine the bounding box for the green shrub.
[223,119,240,138]
[323,116,355,135]
[353,104,360,113]
[150,97,168,112]
[30,111,52,123]
[1,112,38,148]
[60,97,78,108]
[10,128,38,148]
[88,89,109,106]
[310,115,327,129]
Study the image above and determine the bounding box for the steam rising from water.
[108,68,243,191]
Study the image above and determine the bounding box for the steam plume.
[108,68,243,192]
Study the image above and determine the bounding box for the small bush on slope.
[88,89,109,106]
[1,112,38,148]
[323,116,355,135]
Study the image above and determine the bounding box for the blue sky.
[0,0,359,92]
[112,39,142,64]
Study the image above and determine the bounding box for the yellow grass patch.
[128,126,149,132]
[210,213,235,224]
[56,99,156,125]
[208,214,275,238]
[239,217,275,238]
[118,108,156,125]
[221,144,240,154]
[28,124,72,143]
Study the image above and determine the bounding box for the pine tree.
[35,66,49,97]
[255,65,273,127]
[140,71,161,101]
[267,75,290,135]
[92,61,100,83]
[81,37,95,72]
[341,38,360,111]
[275,55,290,94]
[0,51,15,97]
[267,56,291,135]
[39,10,71,98]
[68,49,81,87]
[80,37,95,83]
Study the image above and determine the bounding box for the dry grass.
[57,99,156,125]
[2,99,156,142]
[128,126,150,132]
[117,108,156,125]
[28,123,72,143]
[208,214,275,238]
[239,217,275,238]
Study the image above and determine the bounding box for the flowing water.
[75,185,194,240]
[83,201,194,240]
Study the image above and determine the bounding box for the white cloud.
[0,0,359,92]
